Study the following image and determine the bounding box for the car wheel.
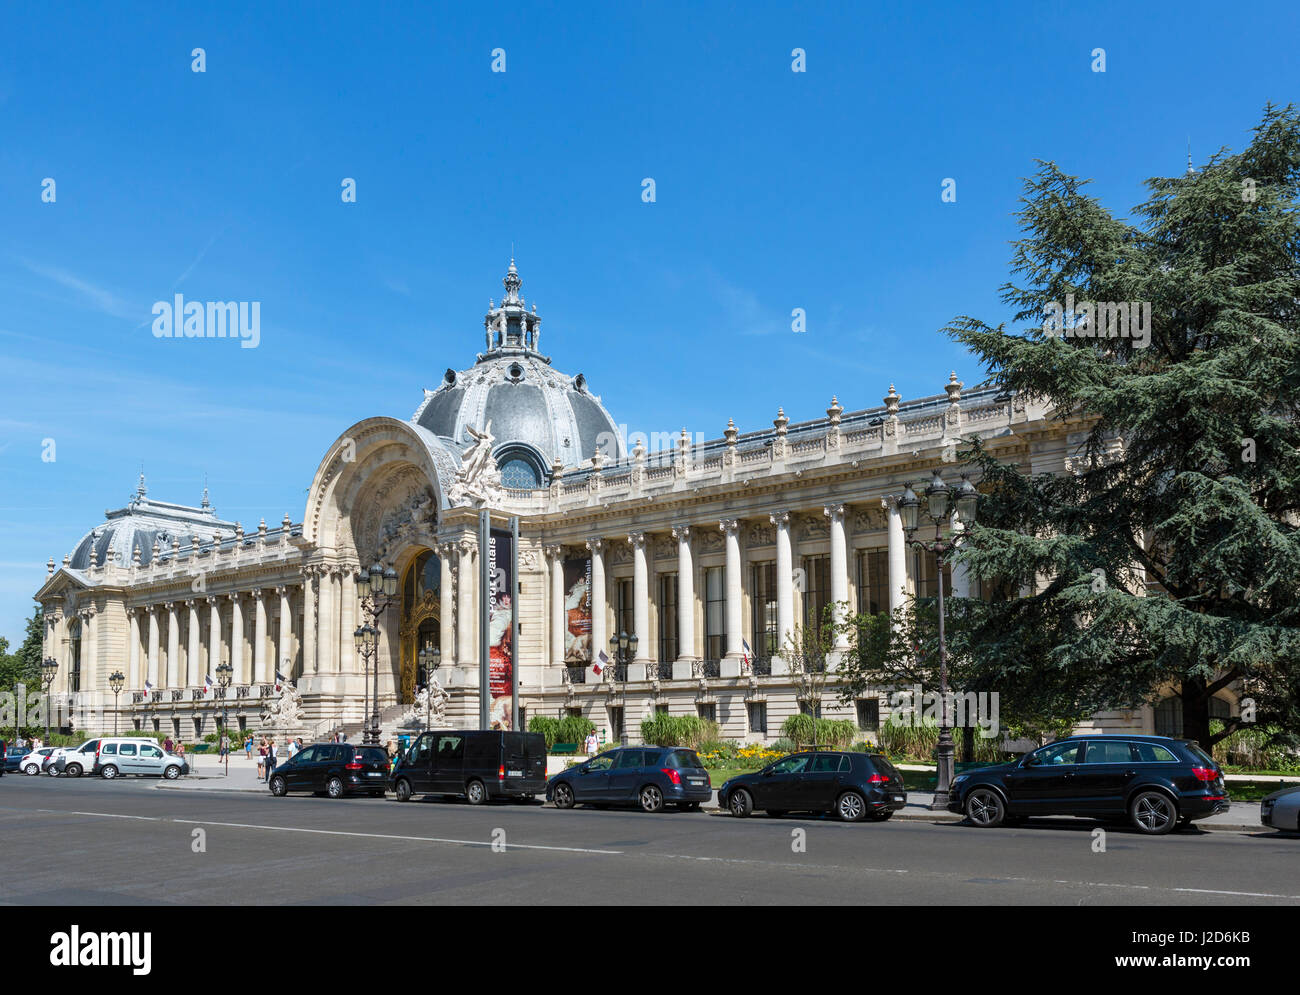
[394,778,412,803]
[965,788,1006,827]
[24,764,38,776]
[552,782,575,809]
[728,789,754,818]
[164,765,181,780]
[1131,791,1177,835]
[466,779,487,805]
[837,791,868,822]
[66,763,82,778]
[326,776,344,799]
[270,775,287,797]
[100,764,119,780]
[639,784,664,813]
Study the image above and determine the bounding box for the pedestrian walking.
[584,730,598,755]
[257,738,267,779]
[287,738,299,759]
[219,732,229,758]
[163,735,174,754]
[244,735,253,760]
[265,738,278,782]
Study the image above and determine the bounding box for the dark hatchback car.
[547,746,713,813]
[3,746,24,773]
[269,743,391,798]
[391,730,548,804]
[949,735,1229,835]
[719,751,907,822]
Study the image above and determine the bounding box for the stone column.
[253,589,268,684]
[672,526,695,674]
[207,596,222,677]
[457,541,476,676]
[825,504,850,649]
[301,569,317,675]
[772,512,794,665]
[187,600,201,686]
[720,520,743,671]
[147,606,160,687]
[338,569,355,675]
[586,538,606,670]
[229,593,244,684]
[547,545,565,668]
[883,496,908,616]
[950,511,972,598]
[82,608,98,695]
[165,603,179,687]
[438,544,455,669]
[277,586,292,678]
[128,608,141,689]
[628,532,650,676]
[316,570,335,677]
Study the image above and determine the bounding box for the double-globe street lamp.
[608,630,637,746]
[899,470,979,811]
[41,656,58,743]
[418,645,442,730]
[354,562,398,746]
[217,661,232,776]
[109,670,125,736]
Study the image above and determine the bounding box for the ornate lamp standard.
[898,471,979,811]
[608,630,637,746]
[217,661,232,777]
[109,670,125,735]
[41,656,58,743]
[354,562,398,745]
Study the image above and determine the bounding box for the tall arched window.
[68,619,82,694]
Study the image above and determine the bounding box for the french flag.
[274,670,286,692]
[742,638,752,666]
[144,680,154,693]
[203,674,214,696]
[592,650,608,677]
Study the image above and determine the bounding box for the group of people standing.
[256,736,305,781]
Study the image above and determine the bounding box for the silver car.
[1261,785,1300,832]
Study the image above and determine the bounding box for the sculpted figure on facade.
[448,420,505,507]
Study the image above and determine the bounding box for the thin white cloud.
[19,259,137,320]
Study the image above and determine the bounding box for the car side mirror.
[762,769,774,777]
[1023,755,1040,768]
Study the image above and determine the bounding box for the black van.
[390,730,548,804]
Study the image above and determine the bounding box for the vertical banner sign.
[478,511,490,730]
[563,555,593,663]
[509,516,520,733]
[488,527,514,729]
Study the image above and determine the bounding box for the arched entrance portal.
[397,548,441,704]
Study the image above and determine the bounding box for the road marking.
[26,806,624,854]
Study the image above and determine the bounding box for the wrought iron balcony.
[563,666,586,685]
[656,662,673,680]
[752,658,773,677]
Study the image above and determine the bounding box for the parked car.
[269,743,391,798]
[948,735,1229,835]
[19,748,57,775]
[719,750,907,822]
[96,738,189,779]
[392,730,548,804]
[4,746,26,773]
[1261,784,1300,832]
[49,738,103,777]
[546,745,712,813]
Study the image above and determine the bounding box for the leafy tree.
[939,104,1300,750]
[0,608,42,695]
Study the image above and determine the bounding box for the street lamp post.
[418,646,442,730]
[217,662,232,777]
[899,471,979,811]
[355,562,398,746]
[41,657,58,744]
[109,670,125,736]
[608,630,637,746]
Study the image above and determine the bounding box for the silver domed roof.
[411,261,624,472]
[68,475,237,569]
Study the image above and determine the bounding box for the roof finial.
[1187,138,1195,176]
[201,473,210,508]
[136,466,147,499]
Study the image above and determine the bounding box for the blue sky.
[0,0,1296,645]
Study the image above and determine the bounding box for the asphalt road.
[1,775,1297,905]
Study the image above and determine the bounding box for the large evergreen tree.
[940,105,1300,750]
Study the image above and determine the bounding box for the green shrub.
[528,715,560,750]
[640,713,718,748]
[769,737,797,754]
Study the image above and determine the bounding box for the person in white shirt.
[584,731,598,755]
[287,739,299,759]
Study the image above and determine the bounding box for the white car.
[18,748,57,775]
[96,738,189,780]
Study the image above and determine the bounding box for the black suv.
[719,751,907,822]
[948,735,1229,835]
[269,743,391,798]
[546,746,713,812]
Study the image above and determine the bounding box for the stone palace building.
[33,262,1223,744]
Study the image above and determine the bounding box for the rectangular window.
[697,703,716,723]
[609,706,625,741]
[565,706,583,718]
[802,555,831,630]
[658,574,678,663]
[856,699,880,732]
[704,566,725,662]
[913,549,953,600]
[750,561,777,660]
[856,548,889,616]
[655,703,669,715]
[799,700,823,718]
[747,701,768,734]
[616,579,634,645]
